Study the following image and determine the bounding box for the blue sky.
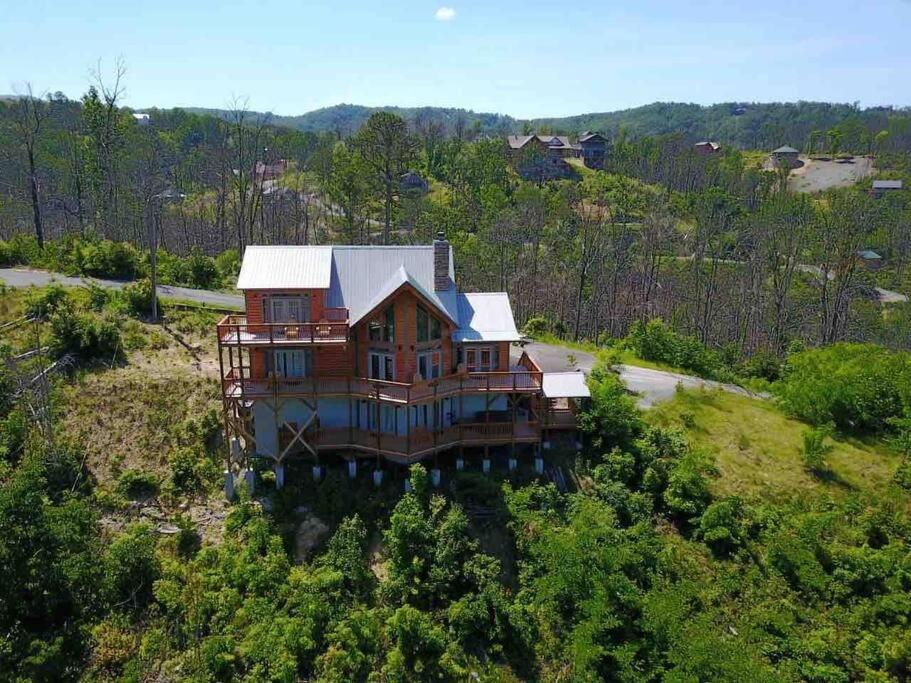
[2,0,910,117]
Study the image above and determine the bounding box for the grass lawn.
[647,388,902,502]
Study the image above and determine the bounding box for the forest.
[2,73,911,681]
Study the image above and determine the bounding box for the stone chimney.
[433,231,450,291]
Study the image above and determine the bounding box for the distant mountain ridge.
[180,100,910,149]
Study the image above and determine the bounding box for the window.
[465,346,496,372]
[265,295,309,323]
[369,306,395,343]
[417,350,442,380]
[369,351,395,380]
[268,349,312,377]
[416,304,441,343]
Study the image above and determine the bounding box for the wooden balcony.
[314,421,541,461]
[222,369,544,404]
[545,409,579,429]
[217,312,348,346]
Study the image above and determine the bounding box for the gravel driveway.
[514,341,767,407]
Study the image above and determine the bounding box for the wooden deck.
[222,369,544,404]
[217,313,349,346]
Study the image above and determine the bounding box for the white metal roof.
[236,246,333,290]
[453,292,520,342]
[873,180,903,189]
[542,371,591,398]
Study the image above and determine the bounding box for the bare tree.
[11,84,49,247]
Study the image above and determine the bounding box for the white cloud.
[434,6,456,21]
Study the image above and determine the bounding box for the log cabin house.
[217,234,589,484]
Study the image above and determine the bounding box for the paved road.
[514,341,767,408]
[0,267,244,310]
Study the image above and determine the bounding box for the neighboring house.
[399,170,429,195]
[871,180,904,198]
[132,113,151,126]
[578,131,609,169]
[856,249,883,271]
[216,235,587,484]
[770,145,801,168]
[694,141,721,155]
[507,134,579,180]
[253,160,289,181]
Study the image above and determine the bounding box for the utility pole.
[147,188,185,323]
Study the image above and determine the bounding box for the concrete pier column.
[534,457,544,475]
[482,458,491,474]
[431,468,441,487]
[230,437,242,458]
[508,457,517,472]
[404,479,412,493]
[455,457,464,471]
[312,465,322,482]
[373,470,384,487]
[274,464,285,489]
[244,469,255,495]
[348,460,357,479]
[224,470,235,500]
[543,440,552,451]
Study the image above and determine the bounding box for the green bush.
[578,365,643,451]
[120,279,154,318]
[24,284,70,318]
[801,427,834,473]
[776,344,911,434]
[79,240,141,279]
[168,446,217,495]
[116,469,159,500]
[699,497,750,555]
[49,308,123,361]
[522,315,550,338]
[627,318,728,380]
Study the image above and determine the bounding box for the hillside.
[184,100,911,149]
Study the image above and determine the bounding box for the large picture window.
[369,306,395,343]
[416,304,442,343]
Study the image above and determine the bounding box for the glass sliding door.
[271,349,311,377]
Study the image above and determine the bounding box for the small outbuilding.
[399,170,430,195]
[770,145,801,169]
[694,141,721,155]
[871,180,904,198]
[856,249,883,271]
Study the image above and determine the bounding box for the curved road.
[0,267,244,310]
[515,341,768,408]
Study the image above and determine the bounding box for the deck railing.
[222,368,544,402]
[314,421,540,458]
[217,313,349,345]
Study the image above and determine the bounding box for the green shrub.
[168,446,216,495]
[215,248,240,281]
[24,284,70,318]
[776,344,911,434]
[699,497,750,555]
[79,240,141,280]
[116,469,159,500]
[49,308,123,361]
[627,318,728,380]
[120,279,154,318]
[801,427,834,473]
[578,365,643,451]
[522,315,550,338]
